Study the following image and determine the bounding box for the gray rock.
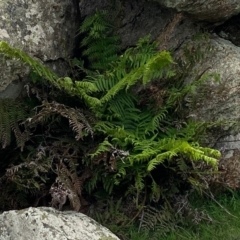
[178,35,240,185]
[80,0,198,50]
[152,0,240,22]
[0,207,120,240]
[182,36,240,135]
[178,36,240,153]
[0,0,80,97]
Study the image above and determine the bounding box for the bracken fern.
[0,11,221,219]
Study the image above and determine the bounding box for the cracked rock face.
[167,31,240,188]
[0,0,79,97]
[178,36,240,169]
[216,14,240,47]
[79,0,197,50]
[0,207,120,240]
[153,0,240,22]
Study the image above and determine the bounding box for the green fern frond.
[150,178,161,202]
[0,42,101,109]
[85,170,100,194]
[99,51,174,105]
[147,151,178,171]
[129,138,219,172]
[90,138,113,159]
[142,51,175,85]
[135,172,145,191]
[80,10,109,35]
[0,41,58,84]
[145,109,168,134]
[80,10,120,71]
[0,99,29,150]
[102,174,115,194]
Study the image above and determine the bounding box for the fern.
[79,10,120,71]
[50,161,84,211]
[0,41,58,84]
[0,10,222,226]
[140,205,177,235]
[129,137,218,170]
[99,51,173,105]
[0,144,52,209]
[0,99,29,150]
[0,41,100,108]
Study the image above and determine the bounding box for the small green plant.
[73,11,220,206]
[78,9,120,71]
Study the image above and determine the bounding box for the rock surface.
[153,0,240,22]
[79,0,197,49]
[0,207,120,240]
[178,35,240,188]
[181,36,240,146]
[216,14,240,47]
[0,0,79,97]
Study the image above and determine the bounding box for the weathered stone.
[178,35,240,187]
[0,207,120,240]
[153,0,240,22]
[182,36,240,136]
[185,38,238,124]
[79,0,198,50]
[0,56,29,95]
[216,13,240,47]
[0,0,80,97]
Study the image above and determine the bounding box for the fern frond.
[80,10,109,35]
[142,51,174,85]
[99,51,174,104]
[80,10,120,71]
[0,99,29,150]
[140,205,177,236]
[144,109,168,134]
[150,178,161,202]
[0,41,58,84]
[102,174,115,194]
[135,172,145,191]
[147,150,178,171]
[129,138,219,172]
[0,42,101,109]
[90,138,113,159]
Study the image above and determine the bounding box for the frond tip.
[130,138,219,172]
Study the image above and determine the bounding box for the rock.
[181,36,240,142]
[153,0,240,22]
[0,0,80,98]
[79,0,198,50]
[0,207,120,240]
[179,35,240,188]
[216,14,240,47]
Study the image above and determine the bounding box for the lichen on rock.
[0,0,79,98]
[153,0,240,22]
[0,207,120,240]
